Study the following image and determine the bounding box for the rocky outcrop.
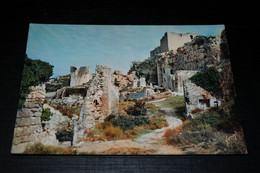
[70,66,92,86]
[73,65,119,144]
[183,80,221,119]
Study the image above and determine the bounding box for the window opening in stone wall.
[199,99,210,107]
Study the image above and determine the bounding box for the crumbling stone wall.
[183,80,221,119]
[112,70,132,91]
[129,58,158,85]
[172,70,198,92]
[133,34,221,93]
[70,66,92,86]
[11,86,59,153]
[73,65,119,144]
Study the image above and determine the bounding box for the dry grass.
[85,121,139,142]
[163,102,248,154]
[24,143,77,154]
[53,103,83,119]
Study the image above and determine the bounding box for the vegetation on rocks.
[164,101,247,154]
[41,108,52,121]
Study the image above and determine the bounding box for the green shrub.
[112,115,150,130]
[41,108,52,121]
[112,116,135,130]
[19,55,53,109]
[126,101,147,116]
[190,67,221,96]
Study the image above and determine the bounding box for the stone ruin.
[12,30,233,153]
[183,80,221,119]
[11,85,59,153]
[73,65,119,144]
[11,64,120,152]
[150,32,199,58]
[70,66,92,86]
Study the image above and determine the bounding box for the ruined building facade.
[130,32,221,94]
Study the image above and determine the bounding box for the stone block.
[24,102,40,108]
[12,137,22,145]
[14,127,23,137]
[20,118,31,126]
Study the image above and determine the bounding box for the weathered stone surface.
[11,85,61,153]
[130,33,221,94]
[70,66,92,86]
[150,32,199,57]
[183,80,221,118]
[73,65,119,144]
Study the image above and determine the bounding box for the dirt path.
[76,98,184,154]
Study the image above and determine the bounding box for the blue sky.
[26,24,225,77]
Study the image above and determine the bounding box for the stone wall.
[156,35,221,92]
[73,65,119,144]
[183,80,221,119]
[70,66,92,86]
[151,32,199,57]
[136,34,221,92]
[129,58,158,85]
[11,86,59,153]
[120,87,155,100]
[173,70,198,92]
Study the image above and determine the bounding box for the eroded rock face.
[183,80,221,119]
[70,66,92,86]
[73,65,119,144]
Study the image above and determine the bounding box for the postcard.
[11,24,247,154]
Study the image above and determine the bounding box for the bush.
[112,115,150,131]
[190,67,221,96]
[41,108,52,121]
[112,116,135,130]
[126,101,147,116]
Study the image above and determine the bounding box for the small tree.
[18,55,53,109]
